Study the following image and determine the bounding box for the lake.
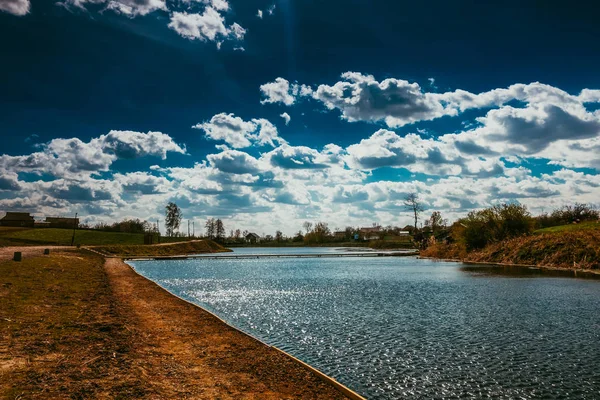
[128,247,600,399]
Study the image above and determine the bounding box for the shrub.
[455,203,533,250]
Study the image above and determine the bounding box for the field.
[0,227,197,247]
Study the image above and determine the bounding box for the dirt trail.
[104,258,350,399]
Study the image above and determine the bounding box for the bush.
[456,203,533,251]
[534,203,599,228]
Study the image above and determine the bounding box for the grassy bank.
[422,223,600,270]
[0,227,206,247]
[1,250,352,398]
[92,240,230,257]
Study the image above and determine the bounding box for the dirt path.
[104,258,351,399]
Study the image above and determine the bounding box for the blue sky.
[1,0,599,235]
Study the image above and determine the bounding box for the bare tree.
[404,193,424,231]
[303,221,313,234]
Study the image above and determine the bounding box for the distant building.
[0,212,35,228]
[45,217,79,229]
[359,226,382,240]
[398,231,410,236]
[333,230,346,239]
[245,232,260,244]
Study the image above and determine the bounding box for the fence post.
[13,252,22,262]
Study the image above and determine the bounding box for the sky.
[1,0,599,236]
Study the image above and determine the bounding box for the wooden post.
[13,252,22,262]
[44,249,50,255]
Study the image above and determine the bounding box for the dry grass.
[0,250,145,399]
[422,228,600,270]
[92,240,230,257]
[0,249,351,399]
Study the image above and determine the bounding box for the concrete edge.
[122,258,367,400]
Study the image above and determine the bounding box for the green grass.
[534,221,600,234]
[0,227,200,246]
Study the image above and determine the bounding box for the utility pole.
[70,212,78,246]
[157,219,160,243]
[193,221,195,238]
[188,220,190,238]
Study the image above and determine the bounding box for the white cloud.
[0,130,184,178]
[0,0,30,16]
[280,112,291,125]
[207,149,263,175]
[194,113,286,148]
[200,0,228,11]
[269,73,600,130]
[59,0,166,16]
[260,78,296,106]
[263,145,333,170]
[100,130,186,160]
[257,9,263,18]
[168,8,245,44]
[260,78,313,106]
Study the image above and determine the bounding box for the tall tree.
[404,193,424,231]
[215,219,225,241]
[275,230,283,242]
[165,202,182,237]
[427,211,446,234]
[205,218,215,239]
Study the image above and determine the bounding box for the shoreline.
[124,258,365,400]
[418,255,600,278]
[1,247,362,399]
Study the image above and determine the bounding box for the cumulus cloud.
[207,149,262,175]
[266,73,600,130]
[0,0,30,16]
[264,145,332,170]
[115,172,172,194]
[194,113,286,148]
[0,170,21,191]
[0,130,184,178]
[345,130,465,175]
[168,7,245,44]
[59,0,166,16]
[260,78,313,106]
[100,130,186,160]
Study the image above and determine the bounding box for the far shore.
[418,255,600,278]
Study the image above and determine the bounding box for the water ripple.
[130,251,600,399]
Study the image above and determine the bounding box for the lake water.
[128,248,600,399]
